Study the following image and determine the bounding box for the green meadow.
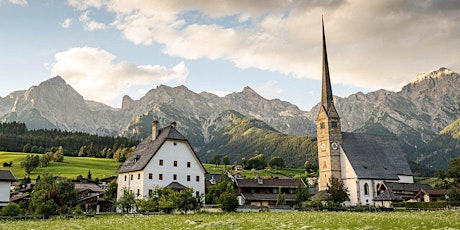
[1,211,459,229]
[0,152,120,180]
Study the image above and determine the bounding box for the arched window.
[376,183,381,195]
[364,183,369,196]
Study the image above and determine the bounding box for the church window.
[331,121,338,128]
[320,122,325,129]
[138,173,140,180]
[364,183,369,196]
[173,174,177,180]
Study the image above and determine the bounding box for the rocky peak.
[410,67,455,84]
[121,95,135,110]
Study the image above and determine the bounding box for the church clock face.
[331,142,338,150]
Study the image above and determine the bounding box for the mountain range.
[1,67,459,170]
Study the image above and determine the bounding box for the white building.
[117,121,206,204]
[0,170,16,208]
[317,19,413,206]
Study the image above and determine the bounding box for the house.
[0,170,16,208]
[234,177,307,207]
[377,182,431,202]
[374,190,402,208]
[75,182,110,212]
[317,18,414,206]
[414,189,449,202]
[117,121,206,206]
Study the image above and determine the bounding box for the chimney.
[152,120,159,141]
[170,121,176,128]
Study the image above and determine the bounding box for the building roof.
[235,178,304,189]
[374,190,402,201]
[415,189,449,197]
[74,182,105,194]
[381,182,431,192]
[118,123,206,174]
[0,170,16,182]
[341,132,413,180]
[165,182,187,190]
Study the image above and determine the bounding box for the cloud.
[50,47,188,105]
[79,10,106,31]
[254,80,284,99]
[9,0,27,6]
[67,0,460,92]
[60,18,72,28]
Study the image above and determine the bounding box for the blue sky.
[1,0,459,110]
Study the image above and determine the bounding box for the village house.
[74,182,111,212]
[234,177,308,207]
[117,121,206,207]
[414,189,449,202]
[317,19,415,206]
[0,170,16,208]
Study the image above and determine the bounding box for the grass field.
[0,152,120,180]
[204,163,307,178]
[1,211,459,229]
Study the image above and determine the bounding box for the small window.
[149,189,153,196]
[187,162,191,168]
[174,161,178,167]
[364,183,369,196]
[130,175,133,180]
[195,191,200,197]
[196,176,199,182]
[173,174,177,180]
[137,189,140,195]
[159,159,163,166]
[149,173,153,179]
[187,175,191,181]
[331,121,338,128]
[320,122,325,129]
[124,175,127,181]
[138,173,140,180]
[159,174,163,180]
[273,188,278,194]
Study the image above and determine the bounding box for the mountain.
[1,68,460,170]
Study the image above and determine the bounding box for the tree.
[246,154,266,170]
[268,156,285,169]
[276,187,287,205]
[223,155,230,166]
[448,187,460,202]
[29,172,78,215]
[87,169,92,181]
[104,181,118,202]
[295,179,310,206]
[205,176,234,204]
[213,154,221,166]
[0,203,23,216]
[327,176,349,203]
[20,155,39,174]
[172,188,202,213]
[54,146,64,162]
[23,143,32,153]
[447,157,460,185]
[117,188,136,213]
[241,157,247,168]
[40,152,54,167]
[219,192,238,212]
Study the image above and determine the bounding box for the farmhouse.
[317,19,414,206]
[0,170,16,208]
[117,121,206,205]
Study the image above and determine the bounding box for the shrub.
[219,192,238,212]
[0,203,23,216]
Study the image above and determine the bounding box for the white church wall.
[340,148,360,205]
[398,175,414,183]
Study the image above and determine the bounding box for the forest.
[0,122,138,161]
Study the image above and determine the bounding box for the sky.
[0,0,459,110]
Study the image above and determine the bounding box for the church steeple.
[321,16,334,113]
[316,17,342,191]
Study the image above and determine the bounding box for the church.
[317,19,414,205]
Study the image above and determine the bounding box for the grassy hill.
[0,152,120,180]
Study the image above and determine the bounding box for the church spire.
[321,16,334,113]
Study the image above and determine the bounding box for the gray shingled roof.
[341,132,413,180]
[383,182,431,192]
[235,178,304,188]
[0,170,16,181]
[165,182,187,190]
[241,193,297,202]
[118,124,205,173]
[374,190,402,201]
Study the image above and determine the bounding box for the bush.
[0,203,23,216]
[219,192,238,212]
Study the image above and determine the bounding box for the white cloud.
[50,47,188,105]
[79,10,106,31]
[60,18,72,28]
[67,0,460,92]
[206,90,229,97]
[9,0,27,6]
[254,80,284,99]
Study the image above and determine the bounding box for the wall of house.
[142,140,205,197]
[0,181,11,207]
[340,149,359,205]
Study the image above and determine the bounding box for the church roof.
[320,17,339,119]
[341,132,413,179]
[118,124,205,173]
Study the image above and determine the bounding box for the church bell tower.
[317,17,342,191]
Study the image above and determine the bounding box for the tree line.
[0,122,138,162]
